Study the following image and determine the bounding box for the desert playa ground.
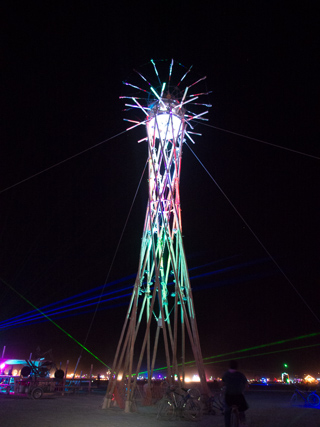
[0,389,319,427]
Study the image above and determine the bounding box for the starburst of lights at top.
[120,59,212,144]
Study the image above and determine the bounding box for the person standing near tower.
[222,360,249,427]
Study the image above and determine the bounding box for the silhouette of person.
[222,360,249,427]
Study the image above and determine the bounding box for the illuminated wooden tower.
[103,60,211,411]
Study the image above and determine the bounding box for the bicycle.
[290,387,320,407]
[201,390,224,415]
[229,403,248,427]
[230,404,240,427]
[157,385,202,421]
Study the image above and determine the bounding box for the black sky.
[1,2,320,378]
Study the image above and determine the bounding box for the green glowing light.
[1,277,111,369]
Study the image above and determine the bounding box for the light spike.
[150,86,166,108]
[132,98,149,115]
[125,104,147,110]
[160,82,166,97]
[137,137,148,143]
[123,81,148,93]
[168,59,174,84]
[178,96,199,109]
[125,120,146,131]
[123,119,141,124]
[119,96,143,100]
[193,103,212,107]
[177,64,193,87]
[186,110,209,121]
[187,131,202,136]
[179,86,189,109]
[150,59,161,85]
[190,91,212,97]
[189,75,207,88]
[134,69,151,86]
[185,131,196,144]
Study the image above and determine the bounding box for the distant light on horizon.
[304,374,316,383]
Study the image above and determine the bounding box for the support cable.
[2,122,317,197]
[0,276,111,368]
[79,160,148,356]
[195,121,320,160]
[185,142,320,326]
[0,129,128,195]
[0,160,147,369]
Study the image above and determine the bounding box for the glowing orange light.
[304,375,315,383]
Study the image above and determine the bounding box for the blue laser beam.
[0,289,133,330]
[0,274,135,327]
[1,257,276,330]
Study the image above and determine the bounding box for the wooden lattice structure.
[103,60,211,411]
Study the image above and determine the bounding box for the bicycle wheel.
[183,399,202,421]
[230,407,239,427]
[290,393,298,406]
[157,398,175,420]
[307,393,320,407]
[212,394,225,414]
[207,396,216,415]
[188,388,201,399]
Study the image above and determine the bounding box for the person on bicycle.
[222,360,249,427]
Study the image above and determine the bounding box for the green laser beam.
[138,335,320,375]
[200,332,320,363]
[4,274,318,376]
[0,277,111,369]
[200,342,320,366]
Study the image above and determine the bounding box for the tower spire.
[103,60,210,412]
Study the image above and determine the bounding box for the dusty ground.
[0,390,319,427]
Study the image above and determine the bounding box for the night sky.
[1,2,319,379]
